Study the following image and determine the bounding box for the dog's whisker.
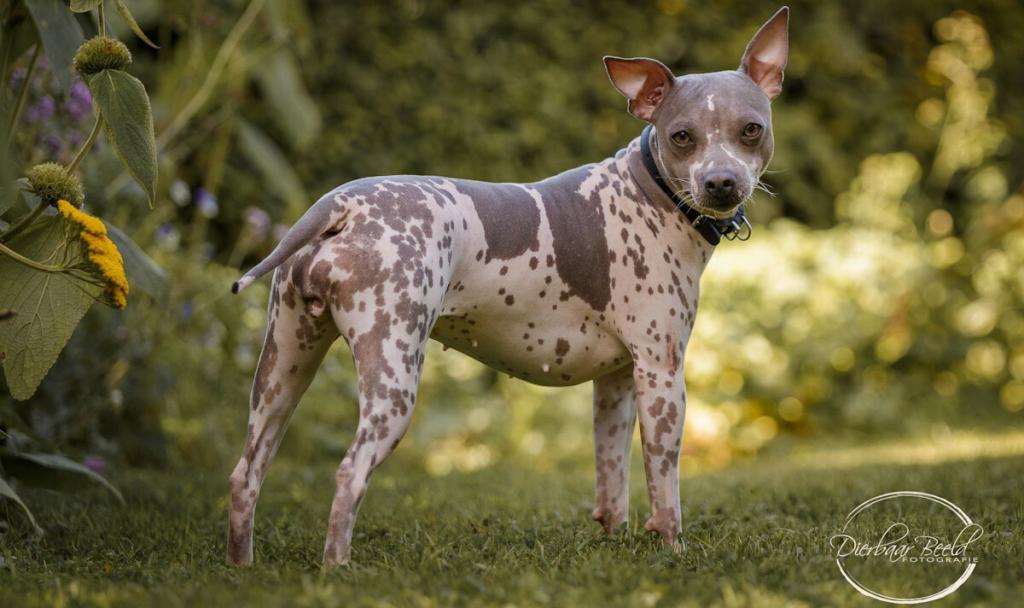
[753,180,776,198]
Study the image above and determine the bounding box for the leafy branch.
[1,1,161,400]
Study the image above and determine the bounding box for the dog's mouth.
[692,190,749,219]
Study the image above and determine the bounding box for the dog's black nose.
[703,171,737,198]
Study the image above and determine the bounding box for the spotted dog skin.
[227,8,789,567]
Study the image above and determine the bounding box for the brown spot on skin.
[536,166,612,311]
[352,310,396,402]
[393,280,431,340]
[305,259,333,312]
[281,281,297,309]
[326,234,391,313]
[251,321,279,410]
[648,396,666,418]
[456,181,540,262]
[555,338,570,357]
[644,507,679,544]
[592,506,626,533]
[345,179,437,239]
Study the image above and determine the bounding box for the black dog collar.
[639,124,752,245]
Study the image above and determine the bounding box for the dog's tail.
[231,189,340,294]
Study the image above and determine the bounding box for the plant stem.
[0,197,47,244]
[0,241,64,273]
[99,2,106,36]
[68,116,103,174]
[156,0,265,150]
[103,0,266,200]
[7,43,41,137]
[0,5,14,82]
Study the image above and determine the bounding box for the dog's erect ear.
[603,56,675,121]
[739,6,789,100]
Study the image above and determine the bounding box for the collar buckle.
[722,216,753,241]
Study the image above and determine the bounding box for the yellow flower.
[57,199,106,235]
[57,200,129,309]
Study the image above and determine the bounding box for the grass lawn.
[1,431,1021,607]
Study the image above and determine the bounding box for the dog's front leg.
[633,360,686,549]
[591,365,636,532]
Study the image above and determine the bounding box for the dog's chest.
[428,147,709,383]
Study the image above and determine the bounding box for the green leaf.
[236,120,307,219]
[0,448,123,503]
[0,475,41,534]
[3,14,41,80]
[255,51,322,151]
[113,0,159,49]
[88,69,157,206]
[6,182,39,218]
[0,116,15,218]
[23,0,85,95]
[69,0,104,12]
[106,221,167,299]
[0,216,101,401]
[0,402,36,438]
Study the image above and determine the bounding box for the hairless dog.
[228,7,789,567]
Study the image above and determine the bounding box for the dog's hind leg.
[321,318,430,567]
[227,267,338,566]
[591,364,637,532]
[321,246,449,567]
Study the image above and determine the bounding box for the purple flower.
[70,78,91,102]
[9,67,26,89]
[244,206,271,238]
[83,455,106,475]
[26,95,55,123]
[42,133,63,155]
[181,301,194,320]
[195,188,219,218]
[154,222,177,245]
[65,79,93,121]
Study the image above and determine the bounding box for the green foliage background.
[3,0,1023,479]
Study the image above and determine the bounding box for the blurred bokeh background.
[3,0,1023,481]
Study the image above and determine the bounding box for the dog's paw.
[226,525,254,567]
[323,546,352,570]
[226,545,254,567]
[592,506,627,533]
[643,508,681,548]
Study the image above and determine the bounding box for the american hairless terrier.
[228,7,789,567]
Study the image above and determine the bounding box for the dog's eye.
[742,123,763,139]
[670,130,692,146]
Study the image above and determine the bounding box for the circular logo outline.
[835,491,978,605]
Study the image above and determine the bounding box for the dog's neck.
[603,135,719,262]
[623,135,686,218]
